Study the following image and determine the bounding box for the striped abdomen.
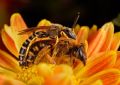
[19,31,48,67]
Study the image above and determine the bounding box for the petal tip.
[37,19,52,26]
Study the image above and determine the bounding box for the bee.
[18,13,87,67]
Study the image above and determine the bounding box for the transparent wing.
[18,26,51,35]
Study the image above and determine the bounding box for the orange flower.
[0,13,120,85]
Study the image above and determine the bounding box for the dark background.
[0,0,120,31]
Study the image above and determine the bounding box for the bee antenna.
[72,12,80,29]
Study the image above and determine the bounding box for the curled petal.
[76,26,89,44]
[0,49,21,72]
[2,13,28,56]
[0,35,8,52]
[80,69,120,85]
[10,13,28,51]
[110,32,120,50]
[0,75,25,85]
[37,19,52,26]
[1,29,18,56]
[75,51,117,79]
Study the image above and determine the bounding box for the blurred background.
[0,0,120,31]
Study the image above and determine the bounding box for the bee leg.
[34,46,51,65]
[53,36,59,47]
[62,28,76,39]
[46,54,56,64]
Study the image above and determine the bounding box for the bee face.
[72,45,87,65]
[62,27,76,39]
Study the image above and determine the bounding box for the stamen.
[16,65,44,84]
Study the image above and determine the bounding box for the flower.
[0,13,120,85]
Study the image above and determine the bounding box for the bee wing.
[18,26,51,35]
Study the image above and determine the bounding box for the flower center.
[16,65,44,85]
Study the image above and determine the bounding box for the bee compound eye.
[63,28,76,39]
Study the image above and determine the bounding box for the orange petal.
[0,75,25,85]
[37,19,52,26]
[88,25,97,43]
[100,22,114,51]
[88,22,114,56]
[76,26,89,44]
[110,32,120,50]
[0,49,21,72]
[80,69,120,85]
[0,35,8,52]
[87,29,106,57]
[2,14,28,56]
[10,13,28,51]
[1,29,18,57]
[114,51,120,69]
[1,13,29,57]
[75,51,117,79]
[10,13,27,31]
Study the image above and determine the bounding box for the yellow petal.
[110,32,120,50]
[100,22,114,51]
[74,24,80,34]
[44,64,77,85]
[37,63,53,77]
[37,19,52,26]
[0,49,21,72]
[75,51,117,79]
[1,29,18,56]
[90,80,103,85]
[0,75,25,85]
[76,26,89,44]
[80,69,120,85]
[27,76,44,85]
[0,67,16,78]
[114,51,120,69]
